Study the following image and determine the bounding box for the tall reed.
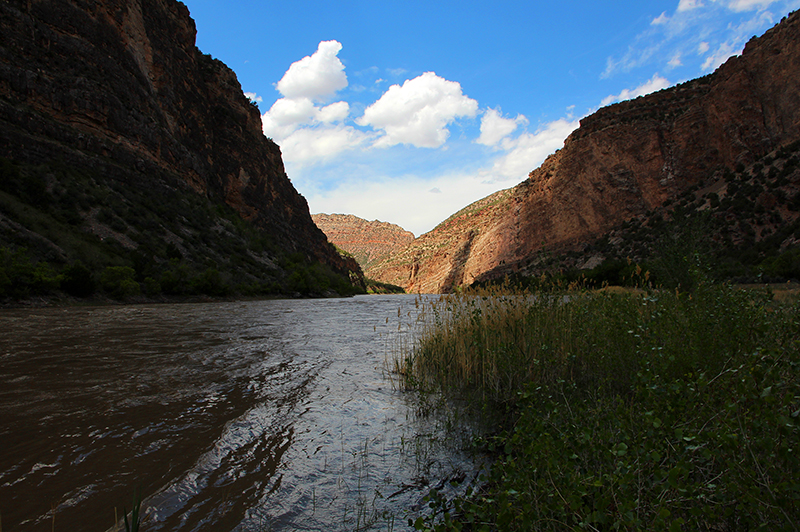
[401,281,767,410]
[402,281,800,530]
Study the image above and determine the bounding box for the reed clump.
[402,281,800,531]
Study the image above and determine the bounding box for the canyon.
[0,0,362,297]
[311,213,414,278]
[367,11,800,293]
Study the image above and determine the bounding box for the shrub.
[99,266,140,299]
[0,247,62,298]
[190,267,230,297]
[159,259,191,295]
[142,277,161,297]
[61,261,95,297]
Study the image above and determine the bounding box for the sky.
[182,0,800,236]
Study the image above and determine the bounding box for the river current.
[0,295,477,531]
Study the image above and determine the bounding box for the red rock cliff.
[371,11,800,293]
[0,0,360,279]
[312,213,415,276]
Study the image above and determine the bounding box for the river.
[0,295,478,531]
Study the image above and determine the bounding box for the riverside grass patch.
[400,282,800,531]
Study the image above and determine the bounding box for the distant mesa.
[312,213,415,277]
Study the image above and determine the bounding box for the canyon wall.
[312,213,414,277]
[0,0,360,282]
[371,11,800,293]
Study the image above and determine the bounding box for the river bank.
[401,283,800,530]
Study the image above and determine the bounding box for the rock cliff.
[371,11,800,293]
[311,213,415,276]
[0,0,361,293]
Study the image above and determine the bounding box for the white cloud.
[275,40,347,101]
[317,101,350,123]
[667,53,683,69]
[652,11,670,24]
[258,40,362,165]
[726,0,779,11]
[357,72,479,148]
[482,118,579,183]
[276,126,371,167]
[603,0,796,80]
[678,0,704,11]
[244,92,263,103]
[477,108,528,147]
[601,74,671,106]
[701,41,739,70]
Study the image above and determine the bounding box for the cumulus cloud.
[244,92,263,103]
[317,101,350,123]
[357,72,479,148]
[258,40,369,166]
[275,40,347,101]
[601,74,671,106]
[477,108,528,147]
[482,118,579,183]
[276,126,371,166]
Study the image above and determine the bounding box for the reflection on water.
[0,295,476,531]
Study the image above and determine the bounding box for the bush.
[61,261,95,297]
[99,266,140,299]
[0,247,62,298]
[159,259,191,295]
[142,277,161,297]
[190,267,230,297]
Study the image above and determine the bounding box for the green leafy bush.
[0,247,63,298]
[190,267,230,297]
[99,266,140,299]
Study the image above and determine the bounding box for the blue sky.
[182,0,800,236]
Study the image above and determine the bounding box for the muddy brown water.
[0,295,478,531]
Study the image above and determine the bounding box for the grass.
[399,280,800,531]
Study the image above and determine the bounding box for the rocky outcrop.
[371,11,800,293]
[0,0,360,282]
[311,213,414,276]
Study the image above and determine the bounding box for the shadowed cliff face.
[0,0,360,280]
[371,11,800,293]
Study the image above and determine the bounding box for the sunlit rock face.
[369,11,800,293]
[311,213,415,275]
[0,0,360,280]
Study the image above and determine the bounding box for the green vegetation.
[400,281,800,530]
[123,490,142,532]
[0,157,362,302]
